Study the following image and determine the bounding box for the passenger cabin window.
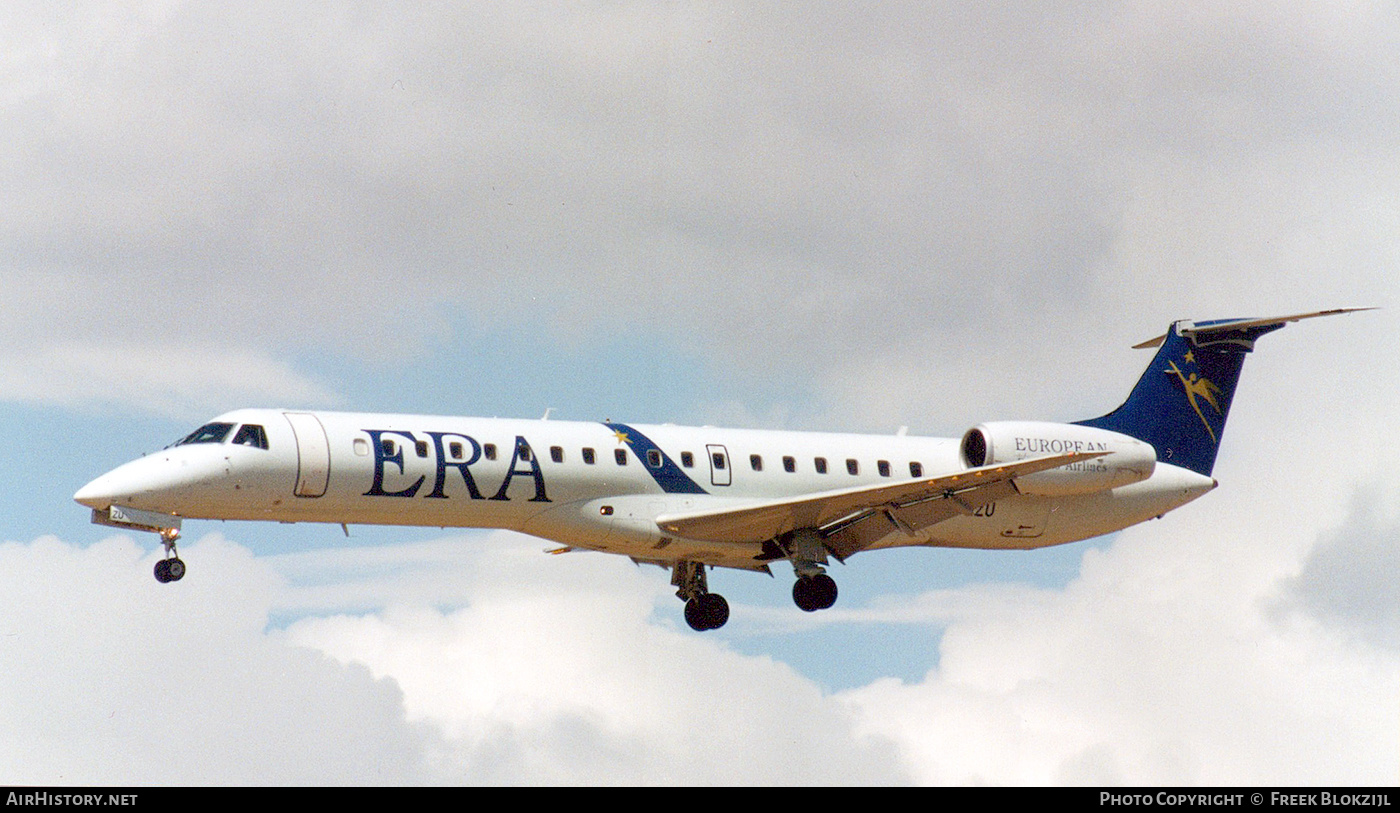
[846,459,859,475]
[381,438,396,456]
[582,447,596,464]
[680,451,694,468]
[615,448,628,465]
[415,440,429,458]
[711,452,727,470]
[519,445,532,461]
[178,422,235,446]
[550,446,564,463]
[647,449,663,468]
[814,456,828,474]
[910,462,923,477]
[750,454,763,471]
[232,423,269,450]
[877,460,891,477]
[450,442,464,460]
[782,456,795,473]
[484,443,497,461]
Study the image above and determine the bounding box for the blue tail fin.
[1075,309,1371,477]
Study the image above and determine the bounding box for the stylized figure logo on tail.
[1076,310,1372,477]
[1165,358,1224,443]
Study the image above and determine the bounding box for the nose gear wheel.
[153,528,185,583]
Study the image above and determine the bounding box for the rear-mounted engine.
[960,421,1156,497]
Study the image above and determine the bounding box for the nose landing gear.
[87,505,187,583]
[153,528,185,583]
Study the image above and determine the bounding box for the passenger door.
[706,444,731,487]
[284,412,331,498]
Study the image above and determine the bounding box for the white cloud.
[0,531,905,785]
[4,3,1395,425]
[836,514,1398,786]
[3,1,1397,787]
[0,342,338,420]
[279,533,906,785]
[0,534,429,785]
[1276,488,1400,650]
[3,497,1393,786]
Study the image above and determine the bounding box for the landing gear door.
[706,444,731,487]
[284,412,331,498]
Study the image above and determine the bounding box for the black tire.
[793,574,838,611]
[810,573,837,609]
[793,577,817,611]
[700,593,729,629]
[684,594,731,631]
[684,597,708,631]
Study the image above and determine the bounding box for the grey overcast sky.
[1,2,1395,784]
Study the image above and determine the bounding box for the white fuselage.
[74,408,1216,570]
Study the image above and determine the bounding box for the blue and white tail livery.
[74,308,1371,630]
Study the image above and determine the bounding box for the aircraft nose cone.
[74,473,117,509]
[73,456,161,510]
[74,450,231,515]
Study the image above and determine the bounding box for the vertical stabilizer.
[1075,309,1371,476]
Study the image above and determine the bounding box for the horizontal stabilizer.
[1132,307,1375,349]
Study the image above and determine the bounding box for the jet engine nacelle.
[960,421,1156,497]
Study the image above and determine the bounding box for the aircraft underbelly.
[519,494,764,568]
[861,496,1054,551]
[911,464,1214,551]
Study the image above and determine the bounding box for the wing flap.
[654,451,1104,549]
[820,476,1026,559]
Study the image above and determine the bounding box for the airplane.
[74,308,1369,631]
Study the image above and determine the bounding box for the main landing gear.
[792,573,837,612]
[153,528,186,584]
[785,528,838,613]
[673,561,729,631]
[671,527,844,630]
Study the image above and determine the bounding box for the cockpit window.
[232,423,269,450]
[177,422,235,446]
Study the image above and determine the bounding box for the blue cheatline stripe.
[602,422,709,495]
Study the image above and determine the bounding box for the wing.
[654,451,1104,560]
